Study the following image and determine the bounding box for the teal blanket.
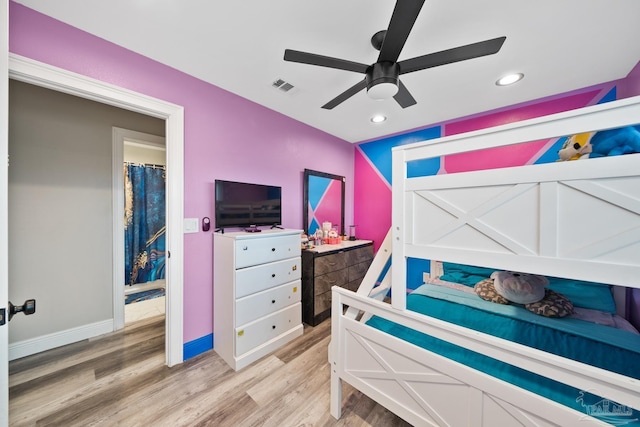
[366,285,640,425]
[412,285,640,356]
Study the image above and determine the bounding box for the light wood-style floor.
[9,316,412,426]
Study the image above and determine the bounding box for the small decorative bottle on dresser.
[213,229,303,371]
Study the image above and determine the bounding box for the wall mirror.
[303,169,345,236]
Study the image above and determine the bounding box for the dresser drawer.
[235,234,300,269]
[314,269,348,295]
[314,290,331,315]
[235,303,301,356]
[236,280,301,326]
[345,280,361,292]
[348,259,373,283]
[314,252,348,276]
[235,257,301,298]
[347,245,374,265]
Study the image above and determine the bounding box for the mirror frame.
[303,169,345,236]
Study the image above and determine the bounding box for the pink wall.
[9,2,355,345]
[440,88,613,173]
[618,60,640,99]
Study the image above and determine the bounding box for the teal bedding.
[366,284,640,424]
[439,261,618,313]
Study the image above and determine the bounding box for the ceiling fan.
[283,0,506,110]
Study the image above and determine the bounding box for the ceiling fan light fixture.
[367,82,399,100]
[496,73,524,86]
[366,61,400,100]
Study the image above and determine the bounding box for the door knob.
[8,299,36,321]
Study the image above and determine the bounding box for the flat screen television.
[214,179,282,231]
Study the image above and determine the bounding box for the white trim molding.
[9,53,185,366]
[9,319,113,361]
[1,1,11,424]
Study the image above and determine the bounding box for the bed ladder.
[328,229,393,365]
[344,228,393,322]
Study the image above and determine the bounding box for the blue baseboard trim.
[183,333,213,361]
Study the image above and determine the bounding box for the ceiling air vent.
[271,78,298,95]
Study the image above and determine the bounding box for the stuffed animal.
[474,271,574,318]
[490,271,548,304]
[557,132,593,161]
[589,125,640,158]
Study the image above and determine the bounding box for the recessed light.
[371,115,387,123]
[496,73,524,86]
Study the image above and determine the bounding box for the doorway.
[8,54,184,366]
[9,79,167,361]
[114,128,167,326]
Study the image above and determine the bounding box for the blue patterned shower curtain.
[124,163,166,286]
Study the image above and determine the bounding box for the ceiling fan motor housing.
[366,61,400,99]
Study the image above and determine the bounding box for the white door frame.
[114,128,166,330]
[8,54,185,368]
[1,0,10,423]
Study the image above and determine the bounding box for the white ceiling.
[14,0,640,143]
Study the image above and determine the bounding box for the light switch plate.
[184,218,199,233]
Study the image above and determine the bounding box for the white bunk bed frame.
[330,96,640,426]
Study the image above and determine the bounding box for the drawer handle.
[328,280,337,285]
[272,325,276,330]
[271,299,276,304]
[328,262,336,266]
[272,273,276,278]
[271,248,276,252]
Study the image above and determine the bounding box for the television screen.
[214,180,282,230]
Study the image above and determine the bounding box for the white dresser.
[213,229,303,370]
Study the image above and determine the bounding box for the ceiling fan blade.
[377,0,426,63]
[398,36,506,75]
[322,79,368,110]
[284,49,369,74]
[393,80,417,108]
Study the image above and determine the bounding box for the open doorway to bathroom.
[114,128,167,325]
[10,55,184,367]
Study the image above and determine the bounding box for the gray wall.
[8,80,165,344]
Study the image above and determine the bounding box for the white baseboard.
[9,319,113,361]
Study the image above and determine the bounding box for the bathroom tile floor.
[125,295,165,324]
